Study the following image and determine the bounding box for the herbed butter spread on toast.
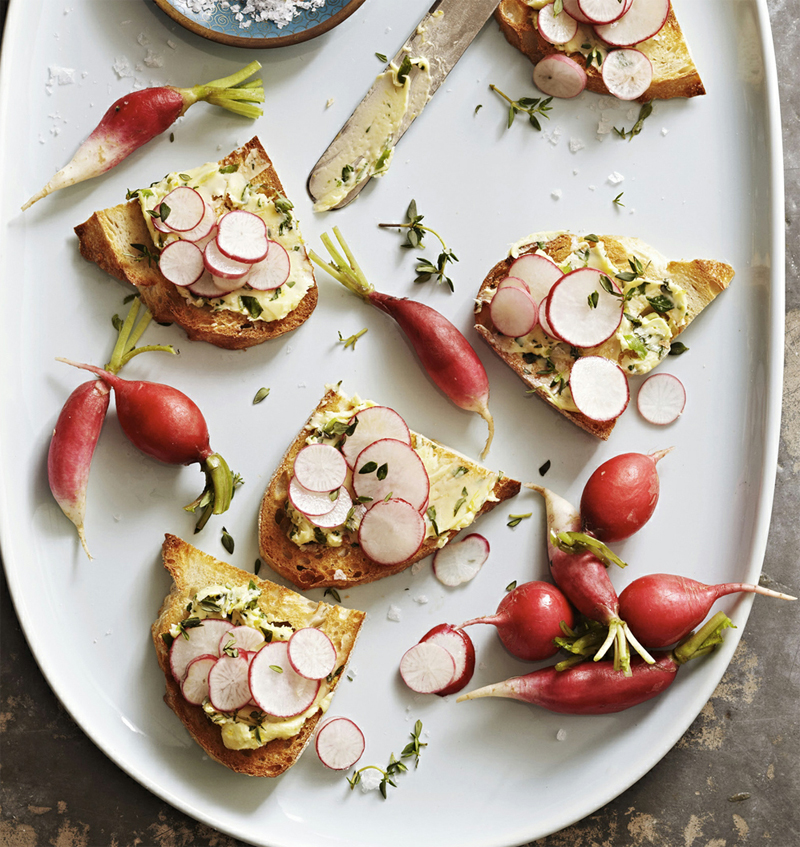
[258,386,521,591]
[75,137,317,350]
[474,231,734,439]
[152,534,364,776]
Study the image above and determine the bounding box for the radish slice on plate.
[293,443,348,492]
[358,498,426,565]
[533,54,587,99]
[158,239,205,288]
[578,0,632,25]
[160,186,206,232]
[169,618,233,682]
[490,285,539,338]
[538,2,579,44]
[399,642,455,694]
[204,238,252,280]
[249,641,321,718]
[352,439,430,512]
[594,0,669,46]
[546,267,623,348]
[569,356,630,421]
[216,210,269,263]
[220,626,266,655]
[187,270,228,298]
[432,533,490,587]
[340,405,411,468]
[308,486,353,529]
[419,624,476,696]
[288,628,337,680]
[208,655,252,712]
[315,717,365,771]
[246,240,291,291]
[508,253,563,306]
[602,48,653,100]
[180,654,217,705]
[288,475,340,517]
[637,372,686,424]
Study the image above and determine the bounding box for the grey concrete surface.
[2,1,799,845]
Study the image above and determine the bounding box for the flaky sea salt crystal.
[569,137,584,153]
[551,189,562,200]
[387,604,402,622]
[607,171,625,185]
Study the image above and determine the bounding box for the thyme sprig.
[614,101,654,141]
[338,327,368,350]
[489,84,553,131]
[347,720,427,798]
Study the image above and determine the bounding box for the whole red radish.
[459,581,574,661]
[22,62,264,210]
[580,449,671,543]
[619,573,797,648]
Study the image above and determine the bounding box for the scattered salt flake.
[544,126,562,146]
[573,169,580,176]
[556,728,567,741]
[607,171,625,185]
[137,32,151,46]
[588,185,596,191]
[112,56,133,78]
[551,189,562,200]
[661,127,669,136]
[413,595,429,605]
[410,560,425,576]
[387,604,402,622]
[568,138,585,153]
[167,39,178,49]
[333,569,347,581]
[143,50,164,69]
[48,65,75,85]
[359,769,383,792]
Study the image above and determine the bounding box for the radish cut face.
[288,475,340,517]
[601,48,653,100]
[288,628,337,680]
[181,201,217,243]
[180,655,217,705]
[508,253,563,306]
[352,439,430,512]
[546,268,623,348]
[420,624,476,696]
[432,533,490,587]
[533,54,587,99]
[220,625,266,655]
[160,186,206,232]
[637,372,686,424]
[315,717,365,770]
[187,271,228,298]
[169,618,233,682]
[208,655,252,712]
[246,241,291,291]
[490,285,539,337]
[496,276,531,294]
[159,239,205,288]
[578,0,632,25]
[538,2,579,44]
[340,405,411,468]
[594,0,670,46]
[400,642,455,694]
[216,210,269,263]
[358,498,426,565]
[293,443,348,492]
[204,238,252,280]
[307,486,353,529]
[562,0,593,23]
[569,356,630,421]
[248,641,321,718]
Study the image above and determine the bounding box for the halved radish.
[216,210,269,263]
[497,276,531,294]
[220,625,266,656]
[340,405,411,468]
[307,486,353,529]
[419,624,476,696]
[432,533,490,587]
[249,641,321,718]
[208,654,252,712]
[169,618,233,682]
[293,443,348,493]
[594,0,669,46]
[246,241,291,291]
[158,239,205,288]
[578,0,632,25]
[538,2,579,45]
[358,498,426,566]
[160,186,205,232]
[352,439,430,512]
[562,0,593,24]
[288,628,337,680]
[187,270,228,299]
[508,253,563,306]
[569,355,630,421]
[180,654,217,705]
[546,267,623,348]
[288,475,340,517]
[533,54,587,99]
[490,285,539,338]
[637,372,686,424]
[204,238,252,280]
[399,642,455,694]
[315,717,365,771]
[181,201,217,243]
[602,48,653,100]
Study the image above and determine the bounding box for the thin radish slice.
[358,498,426,566]
[432,533,490,587]
[420,624,476,696]
[151,204,173,234]
[562,0,593,24]
[181,201,218,243]
[533,54,587,99]
[399,642,455,694]
[352,439,430,512]
[595,0,669,46]
[578,0,632,25]
[490,285,539,338]
[208,273,247,295]
[546,267,623,348]
[538,2,579,44]
[340,406,411,468]
[289,475,340,517]
[169,618,233,682]
[508,253,563,306]
[288,628,337,680]
[220,626,266,656]
[180,654,217,705]
[569,356,630,421]
[187,270,228,298]
[539,290,561,339]
[158,239,205,288]
[216,210,269,263]
[204,238,252,280]
[315,717,365,770]
[294,443,348,492]
[249,641,321,718]
[497,276,531,294]
[160,186,205,232]
[637,372,686,424]
[307,486,353,529]
[602,48,653,100]
[246,241,291,291]
[208,655,252,712]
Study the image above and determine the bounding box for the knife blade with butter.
[307,0,499,212]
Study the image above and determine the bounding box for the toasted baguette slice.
[474,232,734,439]
[496,0,705,101]
[258,386,521,590]
[75,137,318,350]
[151,534,365,776]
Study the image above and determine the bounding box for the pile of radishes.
[533,0,673,101]
[152,190,291,300]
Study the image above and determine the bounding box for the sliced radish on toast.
[637,372,686,424]
[578,0,632,25]
[496,275,531,294]
[180,201,217,243]
[180,654,217,705]
[538,2,579,44]
[315,717,365,770]
[490,285,539,338]
[249,641,321,718]
[420,624,476,696]
[207,273,248,295]
[220,625,267,655]
[602,48,653,100]
[160,186,205,232]
[204,237,252,280]
[432,533,490,587]
[288,475,341,517]
[208,654,252,712]
[562,0,593,24]
[546,268,623,348]
[358,498,426,565]
[246,241,291,291]
[508,253,563,305]
[352,439,430,512]
[158,239,205,288]
[187,271,228,299]
[169,618,233,682]
[307,487,353,529]
[216,210,269,263]
[569,355,630,421]
[400,641,455,694]
[340,405,412,468]
[293,443,348,492]
[288,628,337,680]
[533,54,587,99]
[594,0,669,46]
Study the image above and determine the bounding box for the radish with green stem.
[310,228,495,458]
[22,61,264,210]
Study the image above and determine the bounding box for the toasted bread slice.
[258,386,521,590]
[474,232,734,438]
[151,534,365,776]
[496,0,705,102]
[75,137,318,350]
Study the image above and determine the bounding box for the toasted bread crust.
[258,389,521,590]
[74,138,318,350]
[151,534,365,776]
[495,0,705,102]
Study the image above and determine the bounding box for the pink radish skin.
[340,405,411,468]
[533,54,587,99]
[420,624,476,696]
[47,379,111,558]
[460,581,575,661]
[581,449,671,542]
[315,717,365,770]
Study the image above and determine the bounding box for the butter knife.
[307,0,499,211]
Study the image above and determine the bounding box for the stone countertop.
[2,1,798,845]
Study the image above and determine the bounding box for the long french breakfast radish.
[22,62,264,210]
[310,228,495,459]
